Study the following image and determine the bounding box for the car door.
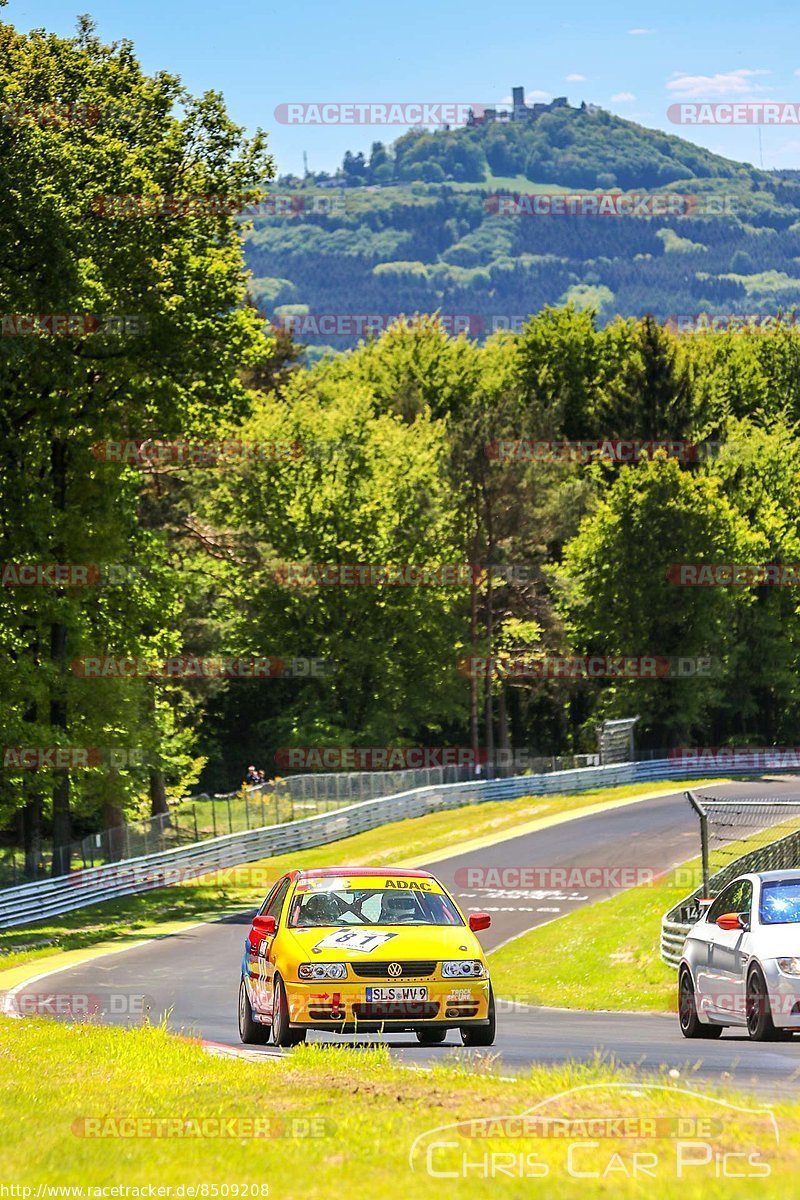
[706,878,753,1021]
[709,877,752,1020]
[247,877,289,1011]
[692,881,743,1015]
[258,877,292,1018]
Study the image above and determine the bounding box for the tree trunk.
[497,685,510,776]
[21,790,42,881]
[50,436,71,876]
[469,551,480,776]
[149,768,170,818]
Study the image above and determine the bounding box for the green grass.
[0,1016,796,1197]
[0,780,718,974]
[489,863,693,1013]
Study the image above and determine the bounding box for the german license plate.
[365,986,428,1002]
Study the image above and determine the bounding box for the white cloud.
[667,69,770,98]
[628,27,655,35]
[611,92,636,102]
[566,73,586,82]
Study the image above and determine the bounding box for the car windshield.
[759,880,800,924]
[288,885,463,928]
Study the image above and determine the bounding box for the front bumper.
[760,960,800,1028]
[284,978,491,1030]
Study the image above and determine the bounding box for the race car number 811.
[312,929,397,953]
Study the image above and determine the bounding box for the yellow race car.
[238,867,495,1047]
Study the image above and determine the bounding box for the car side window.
[265,878,291,924]
[706,882,741,922]
[727,879,753,919]
[706,879,752,922]
[258,879,282,916]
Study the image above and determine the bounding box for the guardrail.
[0,754,790,931]
[660,814,800,968]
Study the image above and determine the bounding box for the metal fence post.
[686,789,710,897]
[227,797,233,835]
[244,788,250,830]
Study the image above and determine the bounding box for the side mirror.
[251,913,277,938]
[716,911,745,931]
[469,912,492,932]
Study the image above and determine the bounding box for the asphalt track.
[13,780,800,1095]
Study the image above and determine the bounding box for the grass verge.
[489,864,694,1013]
[0,780,719,975]
[0,1016,795,1197]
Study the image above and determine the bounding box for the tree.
[0,16,273,872]
[554,456,760,745]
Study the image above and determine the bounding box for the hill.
[243,101,800,354]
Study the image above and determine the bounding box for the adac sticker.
[312,929,397,954]
[384,879,435,891]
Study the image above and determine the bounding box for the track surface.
[14,781,800,1095]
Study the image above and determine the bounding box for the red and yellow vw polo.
[238,867,495,1046]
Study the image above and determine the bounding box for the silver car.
[678,870,800,1041]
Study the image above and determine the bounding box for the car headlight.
[298,962,348,981]
[776,957,800,976]
[442,960,486,978]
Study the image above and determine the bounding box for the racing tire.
[271,975,307,1047]
[415,1028,447,1045]
[746,968,785,1042]
[238,976,270,1045]
[678,969,723,1039]
[460,985,496,1047]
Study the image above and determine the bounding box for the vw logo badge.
[387,962,403,978]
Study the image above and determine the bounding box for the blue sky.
[6,0,800,176]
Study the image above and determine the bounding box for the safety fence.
[1,754,792,930]
[661,796,800,967]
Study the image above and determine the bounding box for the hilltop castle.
[467,86,571,127]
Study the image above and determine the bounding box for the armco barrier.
[0,756,781,930]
